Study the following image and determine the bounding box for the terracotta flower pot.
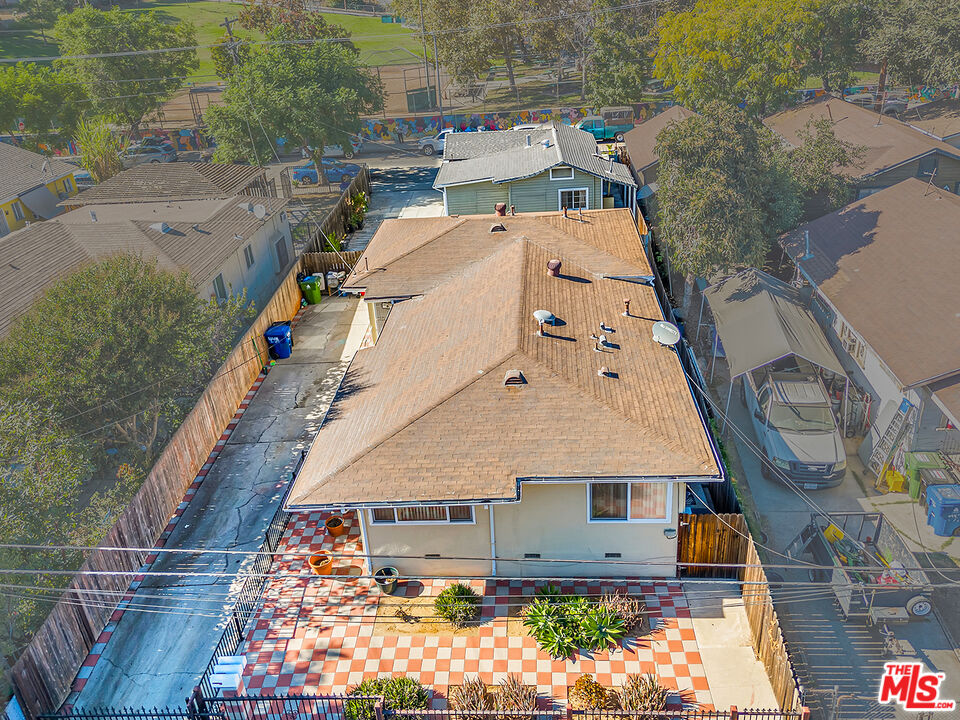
[308,553,333,575]
[325,515,348,537]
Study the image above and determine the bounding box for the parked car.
[131,137,175,151]
[418,128,455,156]
[742,358,846,489]
[120,144,176,168]
[508,123,549,132]
[574,107,635,142]
[291,158,362,185]
[844,92,908,116]
[72,169,94,190]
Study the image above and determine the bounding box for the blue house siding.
[446,181,510,215]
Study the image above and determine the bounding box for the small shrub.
[493,674,537,711]
[600,592,647,634]
[434,583,481,627]
[524,591,630,658]
[619,674,668,712]
[345,676,429,720]
[569,674,618,710]
[449,676,491,712]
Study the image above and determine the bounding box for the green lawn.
[0,2,421,81]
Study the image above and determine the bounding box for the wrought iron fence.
[389,712,564,720]
[199,694,382,720]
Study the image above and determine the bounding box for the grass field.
[0,2,423,81]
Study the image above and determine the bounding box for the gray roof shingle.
[67,163,266,205]
[0,142,76,203]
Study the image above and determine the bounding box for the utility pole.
[432,33,444,129]
[220,16,241,66]
[416,0,433,110]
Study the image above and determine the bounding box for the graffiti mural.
[799,84,959,104]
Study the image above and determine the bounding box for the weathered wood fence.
[677,513,804,713]
[10,261,307,719]
[302,250,364,277]
[306,167,372,252]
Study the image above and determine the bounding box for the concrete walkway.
[74,297,366,709]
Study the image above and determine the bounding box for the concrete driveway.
[74,297,366,709]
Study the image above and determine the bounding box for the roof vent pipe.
[526,134,532,147]
[495,202,507,216]
[562,206,568,218]
[546,259,562,277]
[598,366,609,377]
[801,229,814,260]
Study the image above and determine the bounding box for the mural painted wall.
[1,128,208,158]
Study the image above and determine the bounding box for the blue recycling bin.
[264,321,293,360]
[926,484,960,537]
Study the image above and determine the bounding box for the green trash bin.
[905,451,945,499]
[298,275,323,304]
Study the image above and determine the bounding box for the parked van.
[743,358,846,489]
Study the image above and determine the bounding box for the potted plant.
[308,553,333,575]
[374,566,399,594]
[324,514,348,537]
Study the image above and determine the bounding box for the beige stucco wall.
[360,481,681,579]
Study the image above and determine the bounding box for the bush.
[569,674,618,710]
[449,676,491,712]
[618,674,668,712]
[600,592,647,634]
[345,676,429,720]
[434,583,481,627]
[522,587,626,658]
[493,674,537,711]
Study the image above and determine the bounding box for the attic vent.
[541,139,552,148]
[490,223,506,233]
[524,553,541,559]
[425,553,441,559]
[605,552,622,559]
[148,222,171,234]
[503,369,526,386]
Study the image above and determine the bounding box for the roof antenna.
[923,167,941,197]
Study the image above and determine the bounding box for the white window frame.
[368,505,476,526]
[11,202,24,221]
[244,244,255,269]
[835,316,866,368]
[62,177,73,193]
[550,166,574,180]
[213,273,228,302]
[558,187,589,211]
[586,481,673,524]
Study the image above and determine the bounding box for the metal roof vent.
[503,369,526,386]
[541,138,552,148]
[525,134,532,147]
[148,221,171,234]
[490,222,506,232]
[546,259,561,277]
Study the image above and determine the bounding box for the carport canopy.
[704,268,845,379]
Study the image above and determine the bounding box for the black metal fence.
[199,694,382,720]
[196,505,292,696]
[571,711,804,720]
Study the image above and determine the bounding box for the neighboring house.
[63,162,270,208]
[900,98,960,149]
[0,196,292,336]
[622,105,696,216]
[780,178,960,466]
[433,123,637,216]
[764,96,960,198]
[0,142,79,236]
[285,208,723,578]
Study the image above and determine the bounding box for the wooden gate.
[677,512,749,578]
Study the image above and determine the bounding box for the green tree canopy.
[861,0,960,86]
[54,7,198,135]
[787,117,865,214]
[653,0,818,116]
[655,102,800,278]
[205,30,382,181]
[0,63,85,138]
[585,0,656,105]
[17,0,76,41]
[805,0,878,93]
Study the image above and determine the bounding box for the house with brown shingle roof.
[0,196,292,337]
[286,208,723,578]
[622,105,696,215]
[765,96,960,197]
[900,98,960,149]
[780,178,960,468]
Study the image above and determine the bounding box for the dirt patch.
[372,595,527,637]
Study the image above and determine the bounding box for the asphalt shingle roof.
[623,105,697,173]
[434,123,635,188]
[68,162,266,205]
[288,209,720,509]
[0,142,76,202]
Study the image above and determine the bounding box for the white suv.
[418,129,454,156]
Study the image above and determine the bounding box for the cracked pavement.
[74,296,365,709]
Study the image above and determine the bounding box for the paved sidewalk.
[72,297,366,709]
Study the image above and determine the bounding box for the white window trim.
[11,202,24,221]
[213,273,228,302]
[62,177,73,193]
[368,506,476,526]
[558,187,589,211]
[585,481,673,524]
[244,244,255,269]
[550,166,574,180]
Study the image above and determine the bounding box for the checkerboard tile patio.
[239,511,714,709]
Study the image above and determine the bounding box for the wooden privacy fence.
[307,167,371,252]
[11,260,307,719]
[677,513,749,579]
[302,250,363,277]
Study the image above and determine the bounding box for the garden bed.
[372,594,526,637]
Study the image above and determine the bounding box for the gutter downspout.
[488,505,497,577]
[357,509,372,575]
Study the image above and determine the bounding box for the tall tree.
[788,117,865,214]
[239,0,355,47]
[17,0,75,42]
[804,0,878,93]
[585,0,656,105]
[0,62,85,138]
[653,0,818,116]
[0,255,253,463]
[861,0,960,86]
[55,7,198,135]
[655,102,800,280]
[205,30,383,182]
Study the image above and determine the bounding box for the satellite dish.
[253,204,267,220]
[237,201,253,212]
[652,321,681,347]
[533,309,555,325]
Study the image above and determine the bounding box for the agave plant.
[618,673,669,712]
[582,606,627,649]
[449,676,492,712]
[494,674,537,711]
[537,625,578,658]
[522,597,561,634]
